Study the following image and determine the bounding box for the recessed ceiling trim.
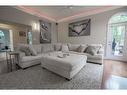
[57,6,123,22]
[15,6,122,23]
[15,6,56,22]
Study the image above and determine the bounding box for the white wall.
[0,6,57,44]
[58,7,127,59]
[58,7,127,45]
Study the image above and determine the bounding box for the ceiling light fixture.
[66,6,73,9]
[69,6,73,9]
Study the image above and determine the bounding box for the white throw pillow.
[61,44,69,52]
[29,45,37,56]
[18,44,31,56]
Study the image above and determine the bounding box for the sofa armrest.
[98,47,104,55]
[18,51,26,59]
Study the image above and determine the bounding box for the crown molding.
[57,6,123,22]
[14,6,123,23]
[14,6,56,22]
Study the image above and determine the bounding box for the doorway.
[106,12,127,61]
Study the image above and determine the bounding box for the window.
[0,29,11,51]
[108,12,127,56]
[0,30,5,39]
[109,13,127,24]
[28,31,32,44]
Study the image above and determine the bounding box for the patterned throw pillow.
[84,46,101,55]
[77,45,88,53]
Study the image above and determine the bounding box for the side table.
[6,51,20,72]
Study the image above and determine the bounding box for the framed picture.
[69,19,91,37]
[40,20,51,43]
[19,31,26,37]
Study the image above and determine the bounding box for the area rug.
[0,63,103,89]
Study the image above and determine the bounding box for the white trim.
[106,21,127,61]
[9,30,13,51]
[14,6,123,23]
[14,6,56,22]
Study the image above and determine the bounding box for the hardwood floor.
[101,60,127,89]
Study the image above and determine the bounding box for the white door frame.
[106,22,127,61]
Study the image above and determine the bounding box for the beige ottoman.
[41,51,87,80]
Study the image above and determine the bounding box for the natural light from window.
[0,30,5,38]
[109,12,127,56]
[109,13,127,24]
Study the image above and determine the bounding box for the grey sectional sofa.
[17,43,104,69]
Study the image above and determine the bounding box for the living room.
[0,4,127,91]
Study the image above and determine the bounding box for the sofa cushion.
[77,44,88,53]
[18,44,31,56]
[54,43,62,51]
[19,51,26,59]
[89,44,102,53]
[32,44,42,54]
[68,51,102,60]
[61,44,69,52]
[42,44,54,53]
[98,47,104,54]
[84,53,102,60]
[84,46,101,55]
[21,54,42,62]
[29,45,37,56]
[89,44,102,47]
[68,43,80,51]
